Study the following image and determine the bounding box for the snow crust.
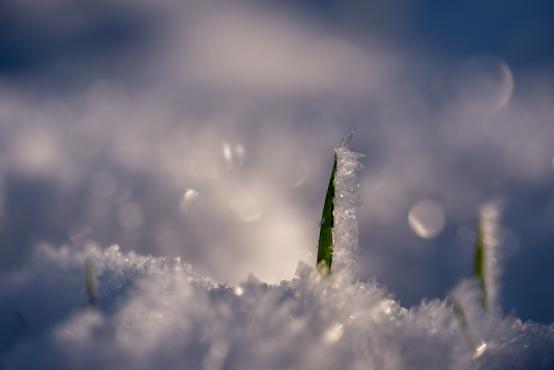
[0,243,553,370]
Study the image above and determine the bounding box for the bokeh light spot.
[455,55,514,112]
[408,199,446,239]
[228,194,263,223]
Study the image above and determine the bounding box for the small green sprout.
[473,216,487,310]
[452,297,475,349]
[85,258,97,307]
[316,151,337,273]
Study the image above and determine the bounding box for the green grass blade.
[473,220,487,310]
[85,258,97,307]
[317,151,337,273]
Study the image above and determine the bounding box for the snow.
[1,243,553,370]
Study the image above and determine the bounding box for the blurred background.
[0,0,553,323]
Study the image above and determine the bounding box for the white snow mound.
[0,243,553,370]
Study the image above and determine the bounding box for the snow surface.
[1,243,553,370]
[1,146,553,370]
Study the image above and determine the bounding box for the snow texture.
[1,243,553,370]
[0,147,553,370]
[332,142,364,278]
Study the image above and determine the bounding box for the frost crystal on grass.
[316,138,363,277]
[478,202,501,311]
[332,142,364,277]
